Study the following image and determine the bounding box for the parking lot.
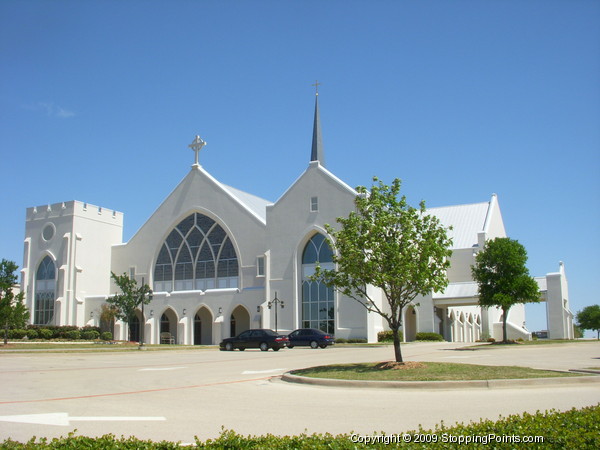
[0,341,598,443]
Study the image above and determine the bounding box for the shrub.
[415,332,444,341]
[100,331,113,341]
[1,405,597,448]
[487,337,496,343]
[377,330,403,342]
[26,329,38,339]
[39,328,54,340]
[81,330,100,340]
[8,329,27,339]
[65,330,81,340]
[335,338,347,344]
[346,338,368,344]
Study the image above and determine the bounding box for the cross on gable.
[188,135,207,167]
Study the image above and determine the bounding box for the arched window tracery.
[301,233,334,334]
[34,256,56,325]
[154,213,239,292]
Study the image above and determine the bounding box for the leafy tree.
[0,259,30,345]
[106,272,152,341]
[471,237,540,343]
[99,302,118,334]
[576,305,600,340]
[314,177,453,363]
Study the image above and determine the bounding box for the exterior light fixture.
[267,292,284,332]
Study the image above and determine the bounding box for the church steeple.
[310,81,325,167]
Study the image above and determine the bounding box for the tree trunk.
[3,324,8,345]
[502,307,508,343]
[392,327,403,363]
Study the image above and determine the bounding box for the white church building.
[20,95,574,344]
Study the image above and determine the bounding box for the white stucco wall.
[23,201,123,327]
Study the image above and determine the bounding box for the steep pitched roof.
[427,201,490,249]
[221,183,271,223]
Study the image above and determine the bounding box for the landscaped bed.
[291,361,581,381]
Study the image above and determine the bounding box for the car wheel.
[225,342,233,351]
[260,342,269,351]
[310,340,318,349]
[273,347,280,351]
[287,345,294,349]
[239,347,245,351]
[319,344,327,349]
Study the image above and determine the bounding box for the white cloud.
[23,102,76,118]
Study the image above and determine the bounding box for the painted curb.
[281,372,600,390]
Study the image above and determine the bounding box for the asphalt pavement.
[0,341,598,443]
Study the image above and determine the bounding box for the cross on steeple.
[312,80,321,96]
[188,135,206,167]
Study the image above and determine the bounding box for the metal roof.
[221,184,271,223]
[427,201,490,249]
[433,281,479,299]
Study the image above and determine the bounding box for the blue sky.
[1,0,598,335]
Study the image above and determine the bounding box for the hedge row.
[377,330,403,342]
[6,326,112,341]
[377,331,444,342]
[415,332,444,341]
[335,338,368,344]
[1,405,597,448]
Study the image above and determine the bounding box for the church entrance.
[194,307,213,345]
[160,308,177,344]
[230,305,250,337]
[404,305,417,341]
[129,314,140,342]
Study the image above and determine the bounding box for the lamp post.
[268,292,284,332]
[139,277,153,350]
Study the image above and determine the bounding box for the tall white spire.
[310,81,325,167]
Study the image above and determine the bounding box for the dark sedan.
[287,328,335,349]
[219,329,289,351]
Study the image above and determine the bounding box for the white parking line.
[139,367,187,371]
[242,368,287,374]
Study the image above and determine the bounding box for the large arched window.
[34,256,56,325]
[301,233,334,334]
[154,213,239,292]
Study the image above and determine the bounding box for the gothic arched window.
[301,233,334,334]
[153,213,239,292]
[34,256,56,325]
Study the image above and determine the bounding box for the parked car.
[219,329,289,351]
[287,328,335,349]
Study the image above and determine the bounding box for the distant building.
[20,95,574,343]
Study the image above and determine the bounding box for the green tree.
[0,259,30,345]
[314,177,453,363]
[576,305,600,340]
[99,302,118,335]
[106,272,153,341]
[471,237,540,343]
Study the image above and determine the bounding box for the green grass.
[292,361,581,381]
